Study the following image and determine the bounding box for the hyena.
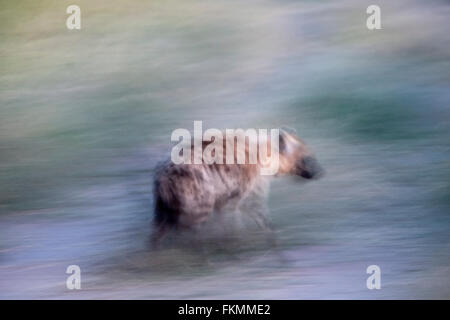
[152,128,323,245]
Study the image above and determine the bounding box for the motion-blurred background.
[0,0,449,299]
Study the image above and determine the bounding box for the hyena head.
[277,128,324,179]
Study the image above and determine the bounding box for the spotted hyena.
[152,128,323,244]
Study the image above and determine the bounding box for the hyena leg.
[226,198,245,234]
[253,209,279,249]
[231,210,245,232]
[243,179,273,231]
[243,197,279,248]
[151,222,169,249]
[250,204,274,232]
[151,196,176,248]
[240,194,273,232]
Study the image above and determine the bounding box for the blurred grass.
[0,0,449,299]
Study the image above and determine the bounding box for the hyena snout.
[296,156,324,180]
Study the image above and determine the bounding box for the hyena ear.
[279,129,288,154]
[279,126,297,154]
[280,125,297,135]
